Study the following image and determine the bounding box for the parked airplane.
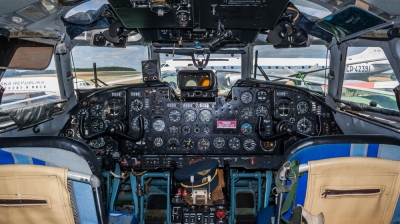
[162,47,392,87]
[0,77,93,109]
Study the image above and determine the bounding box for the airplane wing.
[261,74,395,96]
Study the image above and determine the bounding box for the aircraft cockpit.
[1,0,400,224]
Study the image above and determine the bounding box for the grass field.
[75,71,143,85]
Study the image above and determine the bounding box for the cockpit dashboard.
[60,77,341,171]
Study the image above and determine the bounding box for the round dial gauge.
[297,101,309,114]
[240,123,253,135]
[153,119,166,132]
[90,137,105,148]
[91,103,103,116]
[197,138,210,152]
[154,137,163,147]
[256,106,268,117]
[143,61,157,75]
[91,119,104,132]
[240,107,253,119]
[167,138,179,150]
[169,126,179,134]
[199,110,212,123]
[108,99,121,116]
[240,91,253,104]
[256,90,268,102]
[182,126,191,135]
[182,138,195,151]
[228,137,240,150]
[213,137,225,149]
[277,103,290,116]
[132,116,149,132]
[168,110,181,122]
[184,110,197,122]
[243,139,256,151]
[297,117,313,134]
[261,141,275,152]
[131,99,143,112]
[77,109,89,119]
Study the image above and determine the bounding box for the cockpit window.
[71,45,148,88]
[0,57,60,111]
[341,47,398,111]
[253,45,330,93]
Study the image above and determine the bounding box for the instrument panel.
[60,80,340,169]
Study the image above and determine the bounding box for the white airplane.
[161,47,392,87]
[0,77,94,109]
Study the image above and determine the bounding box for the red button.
[216,209,226,219]
[250,157,255,166]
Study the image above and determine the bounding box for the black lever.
[256,116,296,141]
[79,115,145,142]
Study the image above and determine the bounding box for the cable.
[70,49,78,90]
[132,170,148,176]
[286,7,300,22]
[180,169,218,188]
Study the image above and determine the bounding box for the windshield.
[253,45,330,92]
[71,45,148,88]
[341,46,397,111]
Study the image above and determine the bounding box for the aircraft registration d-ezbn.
[1,0,400,224]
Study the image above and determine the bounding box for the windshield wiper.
[253,50,269,81]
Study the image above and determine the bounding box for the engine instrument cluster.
[60,80,340,170]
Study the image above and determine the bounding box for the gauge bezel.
[153,119,166,132]
[184,109,197,122]
[228,137,241,150]
[90,103,103,117]
[168,109,182,122]
[154,137,163,147]
[182,138,195,151]
[131,98,144,112]
[77,109,89,119]
[197,138,211,152]
[297,101,309,114]
[213,137,225,149]
[199,110,212,123]
[255,106,268,117]
[296,117,313,134]
[91,119,104,132]
[240,107,254,119]
[240,91,253,104]
[182,125,191,135]
[256,90,268,102]
[132,116,149,132]
[243,139,256,151]
[240,123,253,135]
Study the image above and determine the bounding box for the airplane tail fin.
[351,47,386,61]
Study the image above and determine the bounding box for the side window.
[341,47,398,111]
[0,57,60,111]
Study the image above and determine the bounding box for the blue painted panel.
[0,149,15,164]
[73,181,98,224]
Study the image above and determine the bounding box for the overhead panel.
[108,0,289,30]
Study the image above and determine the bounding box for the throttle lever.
[78,115,145,142]
[256,116,295,141]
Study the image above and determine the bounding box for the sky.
[46,0,339,70]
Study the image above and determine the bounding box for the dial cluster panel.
[60,81,340,168]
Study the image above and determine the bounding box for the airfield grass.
[74,71,143,85]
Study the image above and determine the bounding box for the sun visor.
[0,39,53,70]
[7,102,54,129]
